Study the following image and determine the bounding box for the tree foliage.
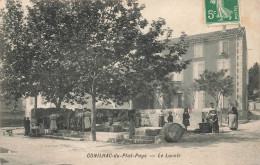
[25,0,78,108]
[0,0,28,105]
[248,62,259,101]
[194,69,234,108]
[0,0,190,140]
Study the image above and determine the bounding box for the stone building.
[143,27,248,117]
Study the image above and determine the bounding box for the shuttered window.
[193,61,205,80]
[217,59,230,75]
[194,44,203,58]
[219,41,229,55]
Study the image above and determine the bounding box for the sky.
[0,0,259,68]
[139,0,259,68]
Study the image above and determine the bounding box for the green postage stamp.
[205,0,240,25]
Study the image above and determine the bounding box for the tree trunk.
[91,93,97,141]
[82,116,84,132]
[34,94,38,109]
[129,99,135,139]
[55,97,62,109]
[129,110,136,139]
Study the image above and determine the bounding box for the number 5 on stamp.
[205,0,240,25]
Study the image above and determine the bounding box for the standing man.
[26,117,31,135]
[24,117,27,136]
[207,103,219,133]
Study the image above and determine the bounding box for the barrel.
[228,114,238,130]
[161,123,184,142]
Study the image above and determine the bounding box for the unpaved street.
[1,118,260,165]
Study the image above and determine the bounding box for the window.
[194,44,203,58]
[217,59,230,75]
[193,61,205,80]
[172,71,183,81]
[194,91,205,109]
[219,41,229,55]
[177,94,182,108]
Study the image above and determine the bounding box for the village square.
[0,0,260,164]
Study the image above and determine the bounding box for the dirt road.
[1,118,260,165]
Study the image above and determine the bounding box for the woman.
[158,110,165,127]
[207,103,219,133]
[228,106,238,130]
[50,112,58,133]
[182,108,190,131]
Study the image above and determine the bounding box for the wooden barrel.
[162,123,184,142]
[228,114,238,130]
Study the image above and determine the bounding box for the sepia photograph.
[0,0,259,164]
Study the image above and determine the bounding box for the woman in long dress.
[50,113,58,133]
[207,103,219,133]
[228,106,238,130]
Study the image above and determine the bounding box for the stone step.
[132,135,165,144]
[135,127,162,136]
[132,135,161,140]
[125,139,154,144]
[53,133,63,136]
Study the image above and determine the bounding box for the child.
[167,111,173,123]
[182,108,190,131]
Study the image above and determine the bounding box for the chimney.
[222,25,226,32]
[238,23,242,30]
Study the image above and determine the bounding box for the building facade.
[149,27,248,116]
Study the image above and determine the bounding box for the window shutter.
[223,41,228,53]
[219,41,223,54]
[225,59,230,75]
[199,44,203,57]
[193,63,197,80]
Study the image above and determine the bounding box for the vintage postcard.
[0,0,259,165]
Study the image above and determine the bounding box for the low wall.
[0,110,25,127]
[249,102,260,110]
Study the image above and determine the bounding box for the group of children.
[166,108,190,131]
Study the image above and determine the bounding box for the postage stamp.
[205,0,240,25]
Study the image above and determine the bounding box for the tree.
[0,0,79,109]
[25,0,78,108]
[1,0,189,141]
[248,62,259,101]
[65,0,189,140]
[194,69,234,108]
[0,0,30,107]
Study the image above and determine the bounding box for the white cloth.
[50,114,58,131]
[84,117,91,129]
